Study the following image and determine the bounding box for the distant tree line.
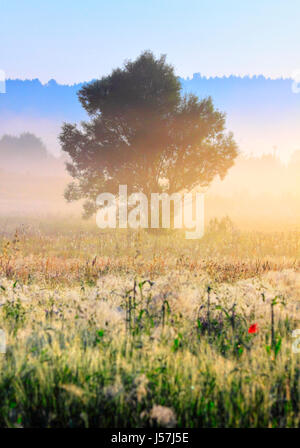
[0,133,65,174]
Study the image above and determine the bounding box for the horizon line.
[4,73,296,87]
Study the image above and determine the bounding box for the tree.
[0,133,48,162]
[60,51,238,218]
[0,133,49,173]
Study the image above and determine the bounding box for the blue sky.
[1,0,300,84]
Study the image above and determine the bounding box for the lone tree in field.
[60,51,238,217]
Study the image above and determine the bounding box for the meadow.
[0,216,299,428]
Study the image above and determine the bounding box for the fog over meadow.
[1,75,300,229]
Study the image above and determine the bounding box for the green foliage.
[3,298,26,327]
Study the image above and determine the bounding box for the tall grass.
[0,216,299,427]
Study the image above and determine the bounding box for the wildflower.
[248,323,258,334]
[149,405,177,428]
[134,374,149,403]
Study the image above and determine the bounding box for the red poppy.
[248,323,258,334]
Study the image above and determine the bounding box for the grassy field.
[0,216,299,427]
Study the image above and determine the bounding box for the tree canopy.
[60,51,238,217]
